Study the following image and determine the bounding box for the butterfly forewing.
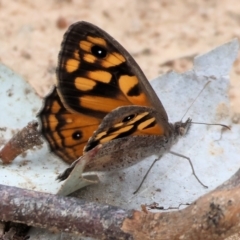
[57,21,168,120]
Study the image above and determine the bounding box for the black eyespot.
[122,114,135,123]
[72,131,82,140]
[91,45,107,58]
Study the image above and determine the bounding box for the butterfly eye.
[91,45,107,58]
[122,114,135,123]
[72,131,82,140]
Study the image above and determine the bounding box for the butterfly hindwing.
[84,106,166,153]
[38,87,101,163]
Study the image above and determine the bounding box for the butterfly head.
[173,118,192,137]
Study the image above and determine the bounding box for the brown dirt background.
[0,0,240,116]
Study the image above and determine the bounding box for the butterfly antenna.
[181,81,211,121]
[181,81,230,130]
[191,122,231,130]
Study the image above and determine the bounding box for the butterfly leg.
[133,151,208,194]
[169,151,208,188]
[133,156,163,194]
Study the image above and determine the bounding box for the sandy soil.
[0,0,239,115]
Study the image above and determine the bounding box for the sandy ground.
[0,0,240,117]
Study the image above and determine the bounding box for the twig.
[0,121,43,164]
[1,169,240,239]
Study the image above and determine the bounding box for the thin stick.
[0,184,131,239]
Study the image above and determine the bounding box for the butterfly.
[38,21,191,173]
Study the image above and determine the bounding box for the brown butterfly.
[38,21,191,172]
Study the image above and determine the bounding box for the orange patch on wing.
[75,77,96,91]
[80,95,129,112]
[119,75,138,94]
[119,75,150,106]
[138,122,164,135]
[113,122,124,128]
[61,126,96,146]
[88,71,112,83]
[99,125,133,143]
[51,114,101,162]
[79,40,92,52]
[83,53,96,63]
[102,52,125,68]
[56,144,84,164]
[113,52,125,62]
[87,36,107,47]
[94,131,107,141]
[72,144,85,157]
[52,132,61,145]
[129,93,150,106]
[51,101,61,114]
[65,58,80,73]
[60,112,100,129]
[74,50,80,60]
[48,115,58,129]
[132,112,148,122]
[65,118,73,123]
[138,118,155,131]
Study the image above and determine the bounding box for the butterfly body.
[83,105,191,171]
[38,21,191,173]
